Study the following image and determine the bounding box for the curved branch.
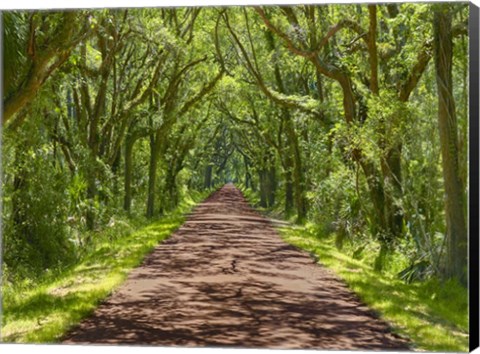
[178,68,224,117]
[4,12,91,126]
[224,11,320,115]
[399,21,466,102]
[368,5,379,95]
[399,40,432,102]
[254,6,367,59]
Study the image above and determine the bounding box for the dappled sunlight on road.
[63,184,410,350]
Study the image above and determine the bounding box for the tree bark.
[146,133,159,218]
[382,144,404,238]
[259,169,268,208]
[284,154,294,216]
[85,160,97,231]
[268,164,276,207]
[204,164,213,189]
[433,6,468,284]
[285,114,307,223]
[243,155,251,188]
[123,134,136,212]
[368,5,379,95]
[85,126,100,230]
[3,12,85,125]
[163,166,179,213]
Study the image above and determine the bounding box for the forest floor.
[62,184,410,350]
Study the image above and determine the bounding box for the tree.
[52,9,165,229]
[3,11,91,127]
[1,4,470,287]
[145,8,224,218]
[253,4,468,270]
[433,4,467,283]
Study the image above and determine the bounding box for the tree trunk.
[383,143,404,238]
[284,154,294,216]
[356,157,393,272]
[109,150,121,205]
[433,6,467,284]
[267,164,276,207]
[85,159,97,230]
[259,169,268,208]
[285,116,307,223]
[163,167,179,212]
[146,134,159,218]
[243,155,251,188]
[85,143,99,230]
[264,30,302,219]
[123,135,135,212]
[204,164,213,189]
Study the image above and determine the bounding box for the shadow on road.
[63,184,410,350]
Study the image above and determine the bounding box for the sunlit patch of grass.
[1,193,207,344]
[278,226,469,353]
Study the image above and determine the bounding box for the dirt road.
[63,184,409,350]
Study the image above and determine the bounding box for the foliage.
[2,109,74,278]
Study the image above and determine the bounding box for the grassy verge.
[1,190,207,343]
[278,226,468,352]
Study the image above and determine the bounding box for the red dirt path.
[63,184,410,350]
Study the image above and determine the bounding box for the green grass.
[278,225,469,352]
[1,191,206,343]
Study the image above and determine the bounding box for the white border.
[0,1,478,354]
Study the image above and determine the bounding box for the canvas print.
[0,1,474,351]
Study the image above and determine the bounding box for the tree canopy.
[1,3,470,286]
